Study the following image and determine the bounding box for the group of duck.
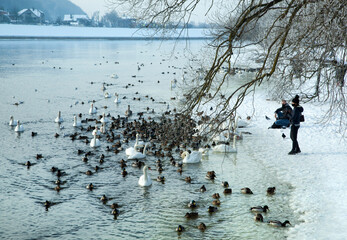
[9,81,292,234]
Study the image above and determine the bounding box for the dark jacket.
[290,105,304,126]
[275,103,293,120]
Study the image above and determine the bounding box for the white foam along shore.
[0,24,210,39]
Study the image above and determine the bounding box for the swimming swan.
[212,135,237,153]
[138,165,152,187]
[128,143,148,160]
[89,103,97,115]
[182,150,202,164]
[114,93,120,104]
[73,115,82,127]
[90,134,100,148]
[54,111,63,123]
[14,120,24,132]
[9,116,18,126]
[92,126,101,136]
[100,113,109,124]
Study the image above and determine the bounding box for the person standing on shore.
[288,95,304,155]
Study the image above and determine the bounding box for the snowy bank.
[0,24,210,39]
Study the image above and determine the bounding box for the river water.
[0,40,296,239]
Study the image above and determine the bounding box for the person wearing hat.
[288,95,304,155]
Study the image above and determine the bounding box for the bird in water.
[250,205,269,213]
[268,220,291,227]
[138,165,152,187]
[267,187,276,195]
[254,213,264,222]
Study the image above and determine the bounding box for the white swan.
[212,135,237,153]
[9,116,18,126]
[100,122,106,134]
[92,126,101,136]
[100,113,109,124]
[125,134,139,156]
[89,103,97,115]
[90,134,100,148]
[14,120,24,132]
[73,115,82,127]
[182,150,202,164]
[235,115,251,128]
[114,93,120,104]
[138,165,152,187]
[104,92,111,98]
[54,111,63,123]
[128,143,148,160]
[111,74,119,79]
[135,133,145,148]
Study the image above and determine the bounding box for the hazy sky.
[69,0,212,23]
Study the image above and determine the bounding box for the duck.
[73,115,82,127]
[182,150,202,164]
[250,205,269,213]
[110,203,119,209]
[176,225,185,232]
[223,188,232,194]
[206,171,216,180]
[267,187,276,195]
[156,176,165,183]
[54,111,63,123]
[207,206,218,213]
[100,112,109,124]
[212,199,221,206]
[188,200,197,208]
[185,212,198,219]
[212,135,237,153]
[222,181,229,187]
[185,176,192,183]
[100,194,108,204]
[86,183,94,190]
[128,143,148,160]
[138,165,152,187]
[254,213,264,222]
[200,185,206,192]
[125,105,132,117]
[121,168,128,177]
[90,134,101,148]
[112,208,120,217]
[212,193,220,199]
[14,120,24,132]
[114,93,121,104]
[241,187,253,194]
[9,116,18,126]
[89,103,97,115]
[268,220,291,227]
[198,222,206,231]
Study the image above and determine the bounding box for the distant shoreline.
[0,36,211,40]
[0,24,211,40]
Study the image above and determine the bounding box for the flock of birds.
[8,59,292,236]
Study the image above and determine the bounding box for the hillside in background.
[0,0,86,21]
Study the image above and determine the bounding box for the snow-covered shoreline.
[0,24,210,39]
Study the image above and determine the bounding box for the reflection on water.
[0,40,295,239]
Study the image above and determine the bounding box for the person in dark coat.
[288,95,304,155]
[269,100,292,128]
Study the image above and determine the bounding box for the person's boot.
[295,148,301,153]
[288,150,296,155]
